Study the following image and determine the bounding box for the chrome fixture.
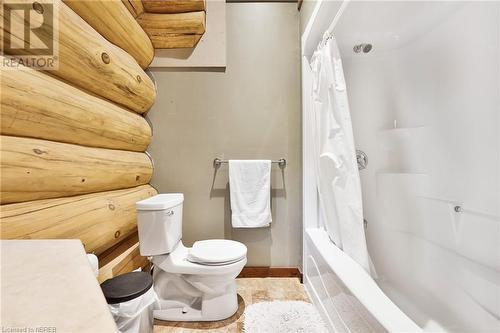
[353,43,373,53]
[356,150,368,170]
[454,205,463,213]
[213,158,287,169]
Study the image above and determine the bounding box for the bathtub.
[304,228,421,333]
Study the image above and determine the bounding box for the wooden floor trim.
[238,267,302,281]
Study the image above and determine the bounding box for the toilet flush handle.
[166,210,174,216]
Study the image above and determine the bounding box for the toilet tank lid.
[136,193,184,211]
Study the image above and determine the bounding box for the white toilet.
[136,193,247,322]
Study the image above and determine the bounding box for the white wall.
[337,2,499,331]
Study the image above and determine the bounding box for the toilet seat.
[188,240,247,265]
[152,241,247,275]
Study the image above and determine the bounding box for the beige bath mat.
[243,300,328,333]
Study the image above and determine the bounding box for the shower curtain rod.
[302,0,351,57]
[325,0,350,38]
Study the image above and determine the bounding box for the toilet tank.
[136,193,183,256]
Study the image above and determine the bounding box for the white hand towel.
[229,160,272,228]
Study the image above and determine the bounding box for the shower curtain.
[310,34,370,272]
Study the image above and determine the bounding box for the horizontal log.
[0,136,153,204]
[98,233,149,283]
[137,11,206,35]
[149,33,202,49]
[0,61,151,152]
[142,0,206,13]
[63,0,154,69]
[121,0,145,18]
[1,0,156,114]
[0,185,157,256]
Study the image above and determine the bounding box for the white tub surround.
[302,1,499,332]
[1,240,117,332]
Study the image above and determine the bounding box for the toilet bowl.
[136,194,247,322]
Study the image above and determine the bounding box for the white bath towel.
[229,160,272,228]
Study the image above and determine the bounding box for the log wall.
[1,0,156,114]
[0,136,153,204]
[97,233,149,283]
[63,0,154,69]
[0,0,161,280]
[0,186,157,255]
[138,11,205,48]
[149,33,203,49]
[122,0,145,18]
[138,11,206,34]
[142,0,206,14]
[1,63,151,152]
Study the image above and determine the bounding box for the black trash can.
[101,272,156,333]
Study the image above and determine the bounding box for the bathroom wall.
[147,3,301,267]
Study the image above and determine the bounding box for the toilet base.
[152,268,239,322]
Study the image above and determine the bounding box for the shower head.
[353,43,373,53]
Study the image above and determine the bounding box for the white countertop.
[1,240,118,333]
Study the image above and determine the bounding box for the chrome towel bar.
[213,158,286,168]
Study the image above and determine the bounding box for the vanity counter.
[1,240,117,332]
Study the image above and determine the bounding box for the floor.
[153,277,310,333]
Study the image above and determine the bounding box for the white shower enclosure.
[302,1,499,332]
